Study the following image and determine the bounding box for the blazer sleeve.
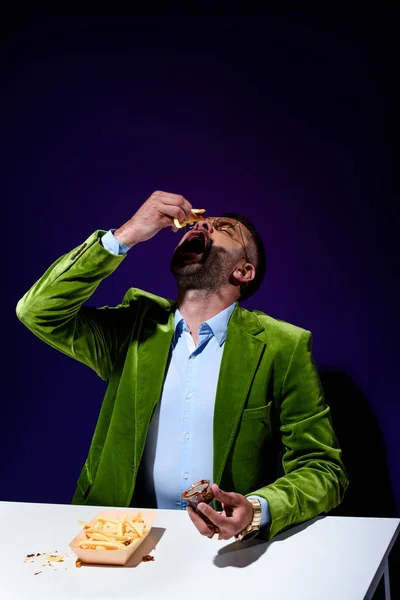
[249,330,349,540]
[16,230,133,381]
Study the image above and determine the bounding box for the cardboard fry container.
[69,509,156,566]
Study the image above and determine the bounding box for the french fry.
[97,517,118,525]
[117,518,123,539]
[130,522,145,537]
[173,208,206,229]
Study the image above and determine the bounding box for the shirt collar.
[173,302,236,346]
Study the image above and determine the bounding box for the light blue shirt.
[101,230,270,527]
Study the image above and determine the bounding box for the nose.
[193,219,214,233]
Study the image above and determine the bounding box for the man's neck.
[177,288,238,345]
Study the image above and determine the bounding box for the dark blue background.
[2,15,398,517]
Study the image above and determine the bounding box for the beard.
[170,242,241,292]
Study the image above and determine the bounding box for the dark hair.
[223,212,267,302]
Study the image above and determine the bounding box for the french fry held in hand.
[77,513,147,550]
[173,208,206,229]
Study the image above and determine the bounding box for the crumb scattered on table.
[24,550,75,574]
[141,554,155,562]
[46,554,64,562]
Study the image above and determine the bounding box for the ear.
[232,262,256,286]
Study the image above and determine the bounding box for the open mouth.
[178,231,207,256]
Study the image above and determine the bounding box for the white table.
[0,501,398,600]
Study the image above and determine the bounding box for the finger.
[211,484,241,507]
[152,191,193,221]
[197,503,226,529]
[186,506,215,537]
[156,204,187,228]
[198,503,246,540]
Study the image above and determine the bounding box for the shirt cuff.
[247,495,271,528]
[101,230,131,255]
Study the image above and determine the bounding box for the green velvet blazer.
[16,230,348,540]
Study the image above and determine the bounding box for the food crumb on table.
[23,550,76,574]
[141,554,155,562]
[46,554,64,562]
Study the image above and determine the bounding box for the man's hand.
[186,484,254,541]
[114,191,193,247]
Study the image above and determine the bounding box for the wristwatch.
[236,497,262,542]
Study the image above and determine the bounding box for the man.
[16,190,348,542]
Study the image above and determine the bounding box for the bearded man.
[16,190,348,543]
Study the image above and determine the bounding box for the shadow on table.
[213,538,267,568]
[214,517,322,569]
[125,527,166,568]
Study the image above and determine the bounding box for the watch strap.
[236,497,262,542]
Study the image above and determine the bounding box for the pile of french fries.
[77,514,147,550]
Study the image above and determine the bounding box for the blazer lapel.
[134,306,175,466]
[213,305,266,485]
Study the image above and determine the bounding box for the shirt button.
[184,473,189,479]
[187,392,192,398]
[185,433,190,440]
